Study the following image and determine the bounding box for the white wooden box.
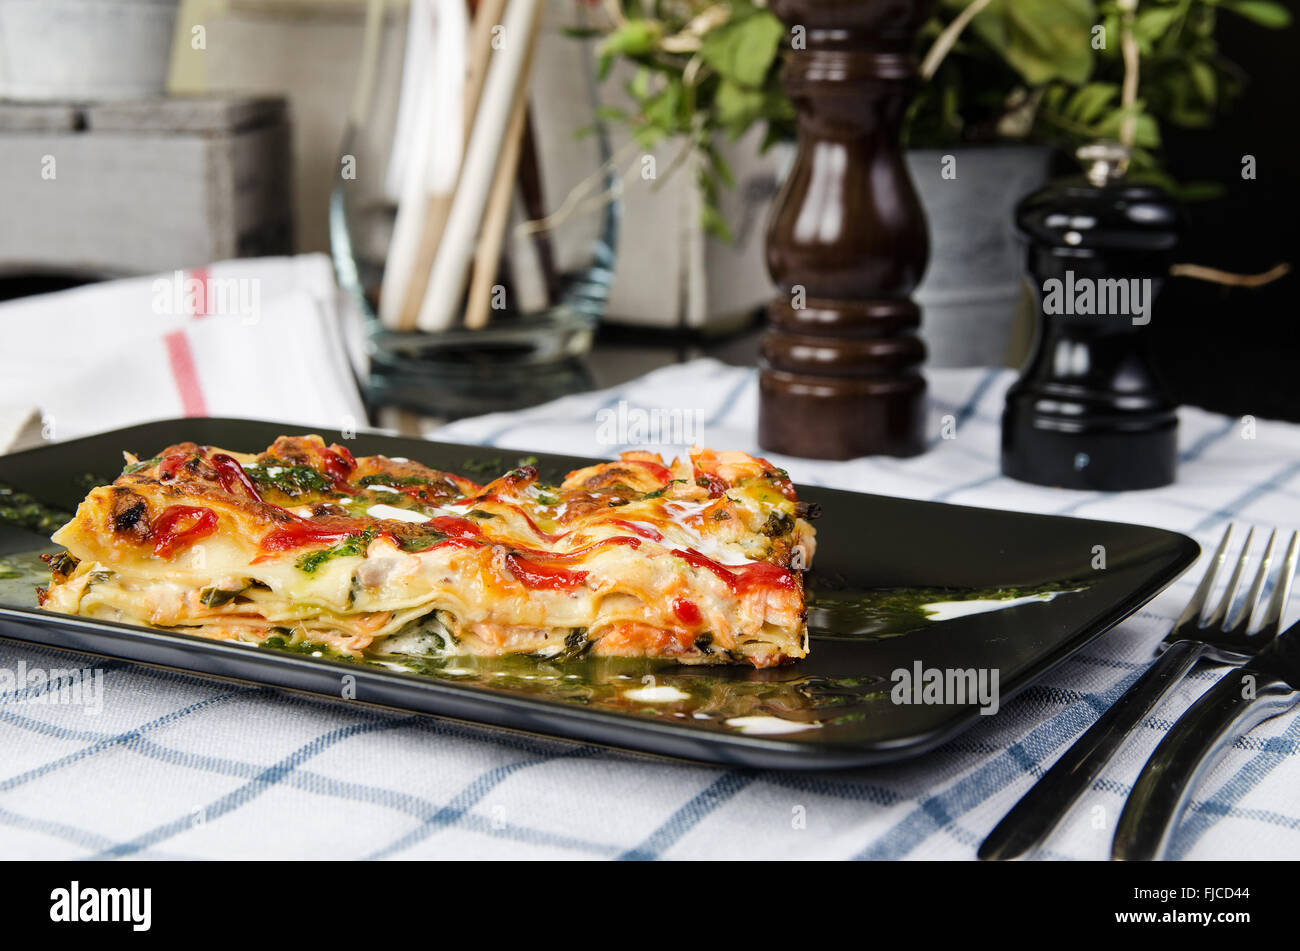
[0,96,292,277]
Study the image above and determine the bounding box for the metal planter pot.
[906,145,1055,368]
[0,0,180,102]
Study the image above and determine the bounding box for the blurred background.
[0,0,1296,429]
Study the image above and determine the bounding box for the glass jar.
[330,0,618,422]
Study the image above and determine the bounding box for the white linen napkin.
[0,405,42,453]
[0,254,366,449]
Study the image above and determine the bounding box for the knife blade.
[1111,619,1300,860]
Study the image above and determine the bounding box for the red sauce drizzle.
[731,560,799,593]
[151,505,218,557]
[505,554,589,590]
[157,452,192,480]
[507,535,640,561]
[692,467,727,498]
[424,515,482,541]
[753,456,798,501]
[320,444,355,482]
[258,519,384,553]
[671,548,797,594]
[673,598,703,626]
[254,506,483,561]
[406,537,482,555]
[606,518,663,542]
[256,512,485,560]
[623,459,673,483]
[210,453,263,501]
[299,443,358,494]
[332,444,357,470]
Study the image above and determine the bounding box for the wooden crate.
[0,96,293,277]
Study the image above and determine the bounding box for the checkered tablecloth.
[3,359,1298,860]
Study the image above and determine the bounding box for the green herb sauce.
[806,581,1085,639]
[0,483,73,536]
[243,459,335,498]
[295,530,379,573]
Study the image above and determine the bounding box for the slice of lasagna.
[40,437,817,667]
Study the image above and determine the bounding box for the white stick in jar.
[415,0,542,333]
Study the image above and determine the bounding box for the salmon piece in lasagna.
[39,436,818,667]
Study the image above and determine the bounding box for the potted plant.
[575,0,1291,364]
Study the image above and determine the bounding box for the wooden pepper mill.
[1002,143,1184,489]
[758,0,933,459]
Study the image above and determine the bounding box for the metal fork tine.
[1206,527,1254,630]
[1174,524,1233,630]
[1253,531,1300,640]
[1229,528,1276,634]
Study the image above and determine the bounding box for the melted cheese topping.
[41,437,818,667]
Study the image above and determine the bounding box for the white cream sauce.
[622,684,691,703]
[921,589,1079,621]
[365,503,432,524]
[724,715,821,735]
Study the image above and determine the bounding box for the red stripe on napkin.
[163,330,208,417]
[189,267,210,319]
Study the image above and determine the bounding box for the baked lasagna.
[40,436,818,667]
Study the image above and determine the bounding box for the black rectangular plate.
[0,418,1198,769]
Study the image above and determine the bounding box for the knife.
[1111,618,1300,860]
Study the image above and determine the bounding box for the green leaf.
[698,11,784,88]
[1126,150,1225,200]
[642,76,686,135]
[1220,1,1292,29]
[1094,105,1161,148]
[1096,12,1121,57]
[1041,83,1069,113]
[628,67,652,102]
[714,79,767,136]
[1133,5,1185,51]
[1063,82,1119,123]
[599,19,662,58]
[699,201,733,242]
[1189,59,1217,106]
[634,124,667,149]
[965,0,1098,86]
[704,143,736,189]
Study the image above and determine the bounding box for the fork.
[1112,612,1300,860]
[979,525,1299,861]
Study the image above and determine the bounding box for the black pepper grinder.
[1001,143,1184,490]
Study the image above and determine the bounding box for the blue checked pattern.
[3,359,1298,859]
